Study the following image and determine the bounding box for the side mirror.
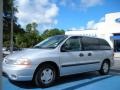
[61,44,71,52]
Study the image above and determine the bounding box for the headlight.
[14,58,31,66]
[5,58,32,66]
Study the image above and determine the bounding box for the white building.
[65,12,120,52]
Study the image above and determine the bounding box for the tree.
[32,22,38,31]
[3,0,25,47]
[15,27,65,48]
[15,22,42,48]
[42,28,65,39]
[26,22,38,33]
[26,24,32,33]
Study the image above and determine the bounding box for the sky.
[15,0,120,32]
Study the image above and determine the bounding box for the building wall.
[97,12,120,34]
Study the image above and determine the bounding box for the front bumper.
[2,62,36,81]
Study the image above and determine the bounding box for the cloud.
[85,17,105,29]
[59,0,76,7]
[59,0,67,6]
[70,21,99,30]
[70,27,85,30]
[59,0,103,10]
[80,0,103,10]
[15,0,59,32]
[86,20,97,29]
[99,16,105,22]
[70,20,99,31]
[70,17,105,31]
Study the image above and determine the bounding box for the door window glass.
[82,37,99,50]
[62,36,81,51]
[99,39,111,50]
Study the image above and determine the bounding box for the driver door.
[60,36,85,75]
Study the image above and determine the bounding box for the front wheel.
[34,65,56,88]
[99,60,110,75]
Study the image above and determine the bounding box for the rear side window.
[99,39,111,50]
[82,37,111,51]
[81,37,99,50]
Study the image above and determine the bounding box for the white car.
[2,47,22,57]
[3,35,114,87]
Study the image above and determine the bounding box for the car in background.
[3,46,21,57]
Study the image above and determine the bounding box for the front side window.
[34,35,67,49]
[61,36,81,51]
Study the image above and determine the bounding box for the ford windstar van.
[3,35,114,87]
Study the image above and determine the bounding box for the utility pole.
[10,0,13,53]
[0,0,3,89]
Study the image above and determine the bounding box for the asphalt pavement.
[2,58,120,90]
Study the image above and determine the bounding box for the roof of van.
[62,34,106,40]
[56,35,103,39]
[65,34,96,38]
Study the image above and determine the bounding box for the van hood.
[5,48,55,60]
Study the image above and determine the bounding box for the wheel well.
[33,61,60,80]
[103,59,111,66]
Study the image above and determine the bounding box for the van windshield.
[34,35,67,49]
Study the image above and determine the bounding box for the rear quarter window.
[81,37,99,50]
[81,37,111,51]
[99,39,111,50]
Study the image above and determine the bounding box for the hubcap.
[103,63,109,73]
[40,68,54,84]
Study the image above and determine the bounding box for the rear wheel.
[34,65,56,88]
[99,60,110,75]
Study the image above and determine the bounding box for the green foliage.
[26,24,32,33]
[15,26,65,48]
[15,22,42,48]
[42,28,65,39]
[3,0,25,47]
[26,22,38,33]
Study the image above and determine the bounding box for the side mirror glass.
[61,44,71,52]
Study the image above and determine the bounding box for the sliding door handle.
[88,53,92,56]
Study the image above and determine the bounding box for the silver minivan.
[2,35,114,87]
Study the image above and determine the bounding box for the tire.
[34,64,56,88]
[99,60,110,75]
